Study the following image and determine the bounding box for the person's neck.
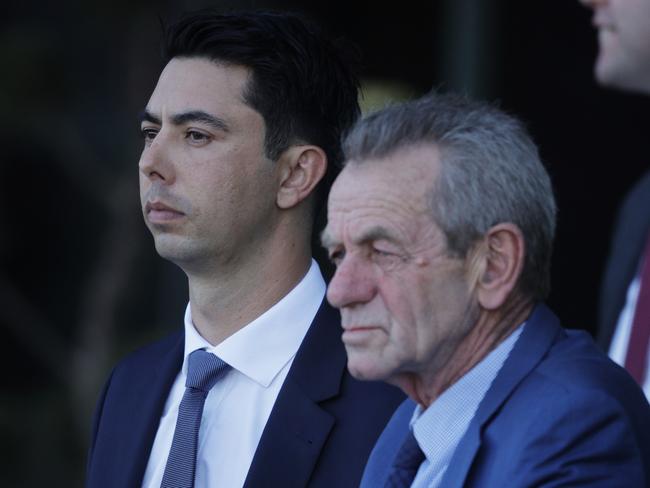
[396,296,534,408]
[184,233,313,346]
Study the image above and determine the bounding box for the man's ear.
[276,145,327,209]
[470,223,526,310]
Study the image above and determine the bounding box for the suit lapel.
[440,304,563,487]
[122,332,184,487]
[243,300,345,488]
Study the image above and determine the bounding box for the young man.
[85,10,403,488]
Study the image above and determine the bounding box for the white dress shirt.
[141,260,326,488]
[608,275,650,400]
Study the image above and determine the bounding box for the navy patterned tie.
[160,349,230,488]
[385,430,426,488]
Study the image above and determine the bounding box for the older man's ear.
[470,223,526,310]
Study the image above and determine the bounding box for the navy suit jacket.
[361,304,650,487]
[598,169,650,349]
[86,300,404,488]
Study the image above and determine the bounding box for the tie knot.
[186,349,230,392]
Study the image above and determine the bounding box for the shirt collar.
[410,323,525,470]
[182,259,326,387]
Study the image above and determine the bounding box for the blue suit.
[86,300,404,488]
[362,304,650,487]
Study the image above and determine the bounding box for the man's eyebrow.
[356,226,397,244]
[320,225,397,249]
[139,109,160,125]
[173,110,230,132]
[139,109,230,133]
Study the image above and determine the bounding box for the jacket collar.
[243,299,346,487]
[440,303,563,487]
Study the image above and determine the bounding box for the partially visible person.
[322,92,650,487]
[580,0,650,400]
[85,10,403,488]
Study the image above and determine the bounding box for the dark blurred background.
[1,0,648,486]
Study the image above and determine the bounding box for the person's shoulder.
[516,307,632,395]
[484,378,650,486]
[480,330,650,484]
[529,328,643,402]
[511,328,650,442]
[539,328,637,388]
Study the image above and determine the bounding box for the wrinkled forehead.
[331,144,441,205]
[324,148,441,245]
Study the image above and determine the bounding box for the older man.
[580,0,650,400]
[322,93,650,487]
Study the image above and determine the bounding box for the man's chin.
[346,357,390,382]
[153,236,196,264]
[594,55,647,93]
[595,55,618,86]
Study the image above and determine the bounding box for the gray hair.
[343,92,556,300]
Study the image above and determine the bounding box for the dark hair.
[344,92,556,301]
[162,9,361,195]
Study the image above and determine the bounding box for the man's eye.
[141,128,158,144]
[371,248,403,269]
[328,249,345,266]
[186,130,211,144]
[372,246,397,258]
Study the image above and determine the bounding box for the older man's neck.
[400,296,534,408]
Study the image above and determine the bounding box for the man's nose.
[327,256,377,310]
[138,133,175,184]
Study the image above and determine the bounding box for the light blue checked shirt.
[410,324,525,488]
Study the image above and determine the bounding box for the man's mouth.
[342,325,382,345]
[145,200,186,222]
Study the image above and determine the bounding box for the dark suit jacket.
[361,304,650,487]
[598,169,650,349]
[85,300,404,488]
